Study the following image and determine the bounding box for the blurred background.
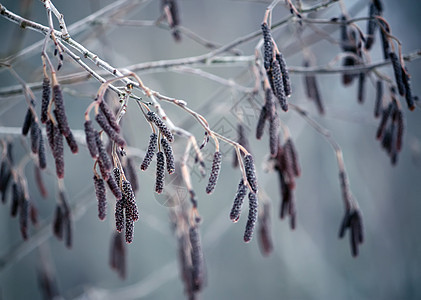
[0,0,420,299]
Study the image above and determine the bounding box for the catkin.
[155,151,165,194]
[84,120,98,158]
[110,232,126,279]
[256,105,268,140]
[339,209,364,257]
[30,122,41,154]
[374,80,383,118]
[365,2,382,50]
[147,111,174,142]
[19,197,29,240]
[261,23,274,71]
[122,180,138,222]
[244,192,258,243]
[107,175,122,201]
[270,60,288,112]
[94,175,107,220]
[276,52,291,97]
[38,133,47,169]
[189,225,204,291]
[115,199,125,232]
[161,137,175,174]
[40,77,51,124]
[357,73,366,103]
[379,19,390,60]
[53,205,63,240]
[269,113,279,157]
[376,102,393,139]
[402,67,415,111]
[258,202,273,256]
[230,179,247,222]
[141,133,158,171]
[244,154,258,193]
[206,151,222,194]
[99,101,120,133]
[285,138,301,177]
[52,85,71,137]
[395,110,404,151]
[389,52,406,96]
[22,109,33,136]
[53,124,64,179]
[125,215,134,244]
[95,112,126,147]
[65,131,78,154]
[11,181,22,217]
[46,119,55,152]
[95,131,112,179]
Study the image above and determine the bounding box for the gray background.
[0,0,420,299]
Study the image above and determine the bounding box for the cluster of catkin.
[229,154,259,242]
[141,111,175,194]
[170,204,205,298]
[272,138,301,230]
[261,22,291,112]
[0,141,39,241]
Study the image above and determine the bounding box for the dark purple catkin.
[304,61,325,115]
[402,67,415,111]
[379,19,390,60]
[141,133,158,171]
[122,180,138,222]
[38,133,47,169]
[276,52,291,97]
[52,85,71,137]
[95,131,112,179]
[46,119,55,152]
[110,232,126,279]
[244,154,258,193]
[365,2,381,50]
[30,122,41,154]
[107,175,122,200]
[57,192,72,248]
[161,137,175,174]
[230,179,247,222]
[84,120,98,158]
[147,111,174,142]
[11,181,22,217]
[261,22,273,71]
[115,199,125,232]
[1,160,12,203]
[19,197,29,240]
[256,105,268,140]
[258,202,273,256]
[339,209,364,257]
[374,80,383,118]
[357,73,366,103]
[22,108,33,136]
[94,175,107,220]
[125,215,134,244]
[376,103,393,139]
[34,165,48,198]
[389,52,406,96]
[30,203,39,225]
[99,100,120,133]
[271,60,288,112]
[269,114,279,157]
[244,192,258,243]
[206,151,222,194]
[53,205,63,240]
[40,77,51,124]
[95,112,126,147]
[155,151,165,194]
[65,131,78,154]
[189,225,204,291]
[285,138,301,177]
[52,124,64,179]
